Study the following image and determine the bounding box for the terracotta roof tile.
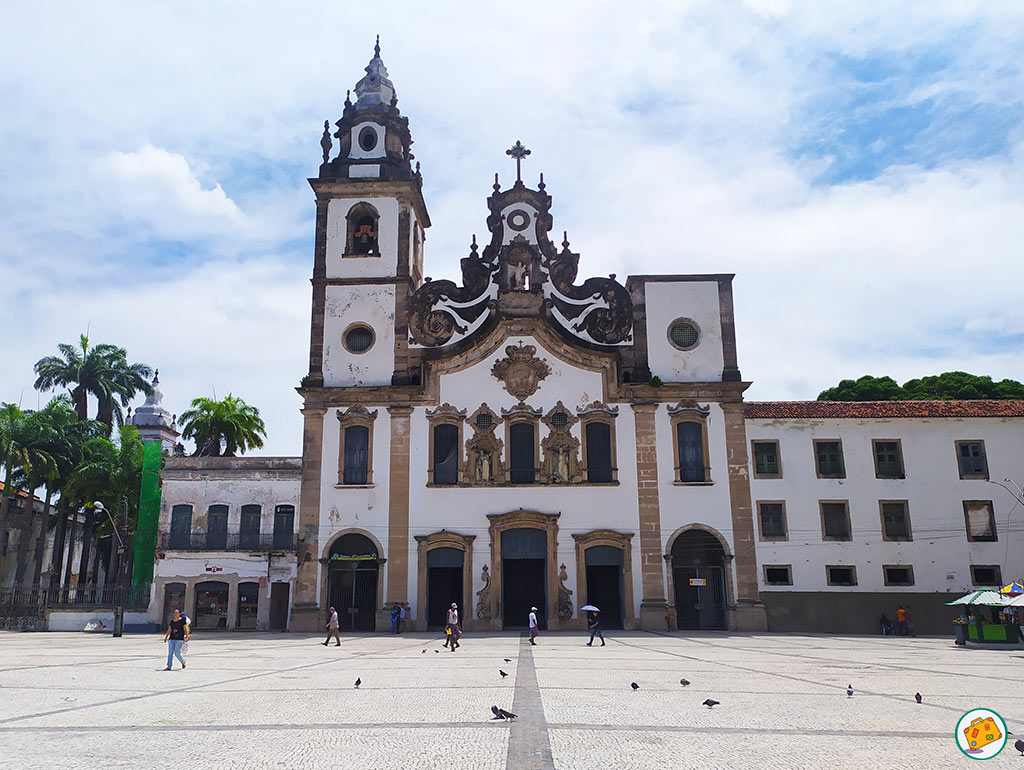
[744,400,1024,419]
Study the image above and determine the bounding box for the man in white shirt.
[322,606,341,647]
[529,606,539,645]
[445,603,461,651]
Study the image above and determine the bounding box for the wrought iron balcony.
[158,532,297,553]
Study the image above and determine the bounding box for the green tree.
[818,375,905,401]
[179,394,267,457]
[0,403,32,543]
[33,333,153,431]
[818,371,1024,401]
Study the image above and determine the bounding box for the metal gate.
[673,566,727,630]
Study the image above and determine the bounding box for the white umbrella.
[580,605,600,612]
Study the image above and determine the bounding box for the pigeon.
[434,650,439,653]
[490,705,517,720]
[499,670,508,678]
[354,678,361,689]
[1014,738,1024,756]
[914,692,922,704]
[703,699,719,709]
[680,679,690,687]
[630,682,640,690]
[846,684,854,698]
[422,650,426,654]
[504,658,512,663]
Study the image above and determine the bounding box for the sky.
[1,1,1023,456]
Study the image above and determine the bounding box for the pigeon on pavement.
[504,658,512,663]
[354,678,361,688]
[630,682,639,690]
[499,670,508,678]
[914,692,922,704]
[1014,738,1024,755]
[846,684,854,698]
[680,679,690,686]
[703,699,719,709]
[491,706,517,720]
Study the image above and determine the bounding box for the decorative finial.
[538,172,545,191]
[493,172,501,192]
[561,231,570,251]
[345,89,352,107]
[390,91,398,108]
[153,369,160,385]
[470,234,478,256]
[505,140,531,183]
[374,34,380,58]
[415,160,421,176]
[320,120,332,163]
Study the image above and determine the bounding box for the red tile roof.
[744,400,1024,419]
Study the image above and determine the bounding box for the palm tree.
[33,333,154,431]
[0,403,31,544]
[180,394,267,456]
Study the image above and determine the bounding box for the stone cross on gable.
[506,140,531,183]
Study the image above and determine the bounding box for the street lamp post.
[93,500,128,638]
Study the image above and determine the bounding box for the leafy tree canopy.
[818,372,1024,401]
[179,394,267,457]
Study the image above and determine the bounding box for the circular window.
[475,413,493,431]
[551,411,569,429]
[507,209,530,231]
[668,319,700,350]
[344,325,375,353]
[358,126,378,152]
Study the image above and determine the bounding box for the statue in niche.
[552,448,571,483]
[474,450,493,483]
[509,262,527,290]
[476,564,492,620]
[557,563,574,619]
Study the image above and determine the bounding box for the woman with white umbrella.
[582,605,605,647]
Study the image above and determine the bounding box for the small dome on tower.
[132,370,174,429]
[354,36,395,109]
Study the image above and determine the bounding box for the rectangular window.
[873,440,904,478]
[826,565,857,586]
[814,440,845,478]
[970,565,1002,586]
[677,422,706,482]
[956,441,988,479]
[432,424,459,485]
[752,441,781,478]
[343,425,369,485]
[585,421,614,483]
[763,565,793,586]
[757,502,787,540]
[273,505,295,550]
[883,565,915,586]
[820,501,851,541]
[880,501,912,541]
[963,501,997,542]
[509,422,536,484]
[239,505,261,549]
[206,505,228,550]
[169,505,192,550]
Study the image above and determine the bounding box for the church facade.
[147,45,1024,636]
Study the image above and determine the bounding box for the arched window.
[336,406,378,486]
[433,424,459,485]
[509,422,536,484]
[584,422,613,483]
[345,203,380,256]
[206,504,228,550]
[169,505,192,550]
[239,504,261,549]
[669,403,712,484]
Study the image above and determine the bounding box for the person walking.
[163,608,189,670]
[895,606,907,636]
[397,603,406,634]
[323,606,341,647]
[586,610,605,646]
[390,604,399,634]
[445,603,461,651]
[529,606,539,645]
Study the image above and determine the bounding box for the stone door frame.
[485,510,561,631]
[663,523,736,629]
[572,529,636,630]
[413,530,476,631]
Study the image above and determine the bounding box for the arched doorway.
[328,533,379,632]
[584,545,624,630]
[426,547,463,630]
[501,528,546,629]
[671,530,728,630]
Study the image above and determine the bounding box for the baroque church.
[147,43,1024,637]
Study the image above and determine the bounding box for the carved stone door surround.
[572,529,636,630]
[413,530,476,631]
[485,510,561,631]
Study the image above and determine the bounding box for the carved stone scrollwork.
[557,562,573,619]
[491,342,551,400]
[541,401,581,484]
[576,400,619,418]
[425,403,467,420]
[546,237,633,345]
[476,564,492,620]
[667,400,711,418]
[466,404,505,485]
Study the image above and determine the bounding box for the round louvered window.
[344,325,375,353]
[358,126,378,152]
[668,319,700,351]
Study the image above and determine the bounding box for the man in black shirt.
[163,608,189,670]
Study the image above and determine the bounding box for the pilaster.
[291,406,326,632]
[632,403,668,630]
[386,407,413,607]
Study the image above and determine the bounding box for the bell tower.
[305,37,430,390]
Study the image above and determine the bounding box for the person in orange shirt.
[895,606,907,636]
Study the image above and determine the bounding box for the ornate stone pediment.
[667,400,711,418]
[425,403,467,421]
[491,342,551,400]
[577,400,619,417]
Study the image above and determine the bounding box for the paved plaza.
[0,629,1020,769]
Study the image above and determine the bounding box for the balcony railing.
[158,532,297,552]
[0,584,152,610]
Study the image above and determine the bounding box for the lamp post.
[93,500,128,638]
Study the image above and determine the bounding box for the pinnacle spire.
[354,35,396,109]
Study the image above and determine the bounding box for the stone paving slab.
[0,630,1019,769]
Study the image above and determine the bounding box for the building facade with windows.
[146,44,1024,636]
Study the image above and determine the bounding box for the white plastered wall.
[747,416,1024,594]
[322,284,395,386]
[645,281,725,383]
